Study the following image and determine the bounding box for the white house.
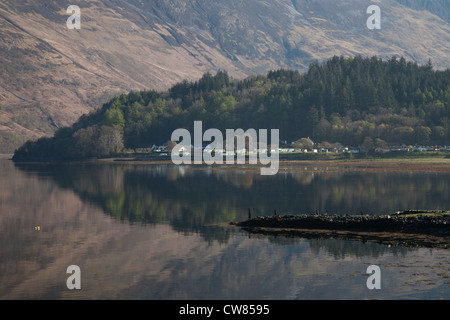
[152,145,167,152]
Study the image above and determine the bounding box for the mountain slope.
[395,0,450,23]
[1,0,449,153]
[12,57,450,162]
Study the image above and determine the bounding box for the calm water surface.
[0,158,449,299]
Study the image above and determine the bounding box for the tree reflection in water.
[15,162,450,245]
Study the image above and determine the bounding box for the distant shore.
[107,154,450,173]
[232,211,450,248]
[9,152,450,173]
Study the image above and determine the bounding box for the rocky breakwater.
[231,211,450,248]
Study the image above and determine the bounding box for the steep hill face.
[395,0,450,23]
[1,0,449,153]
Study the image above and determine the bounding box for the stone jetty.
[231,211,450,248]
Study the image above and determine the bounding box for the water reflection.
[1,159,449,299]
[14,161,450,225]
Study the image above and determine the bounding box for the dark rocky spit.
[231,211,450,249]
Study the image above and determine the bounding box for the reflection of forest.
[264,236,410,259]
[15,162,450,233]
[4,160,448,300]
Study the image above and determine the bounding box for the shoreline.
[231,212,450,249]
[95,156,450,173]
[9,155,450,173]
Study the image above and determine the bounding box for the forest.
[12,55,450,161]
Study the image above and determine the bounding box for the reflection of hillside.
[3,160,449,299]
[12,162,450,251]
[15,163,450,225]
[14,163,247,242]
[307,238,409,259]
[249,233,410,258]
[317,172,450,214]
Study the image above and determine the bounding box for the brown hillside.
[0,0,449,153]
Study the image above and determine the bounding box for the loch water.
[0,158,449,299]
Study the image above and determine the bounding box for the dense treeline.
[13,55,450,160]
